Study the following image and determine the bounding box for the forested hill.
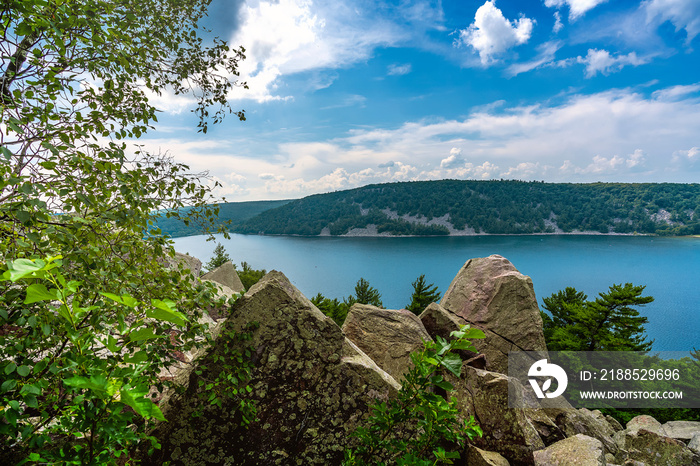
[157,200,290,237]
[234,180,700,236]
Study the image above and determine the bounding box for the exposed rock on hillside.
[440,254,547,373]
[142,271,400,465]
[341,304,431,381]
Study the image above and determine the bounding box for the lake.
[172,234,700,352]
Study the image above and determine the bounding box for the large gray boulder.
[202,261,245,293]
[466,445,511,465]
[533,434,605,466]
[342,304,432,382]
[626,415,666,436]
[166,251,202,278]
[440,255,547,373]
[142,271,400,465]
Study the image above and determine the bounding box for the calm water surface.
[173,234,700,352]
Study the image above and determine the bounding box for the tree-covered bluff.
[234,180,700,236]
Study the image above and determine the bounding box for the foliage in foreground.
[344,325,485,465]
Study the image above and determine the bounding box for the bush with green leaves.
[344,325,485,466]
[0,256,244,464]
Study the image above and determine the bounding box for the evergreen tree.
[542,283,653,351]
[405,274,441,315]
[204,243,232,272]
[348,278,383,308]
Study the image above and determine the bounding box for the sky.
[140,0,700,201]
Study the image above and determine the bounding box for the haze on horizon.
[137,0,700,201]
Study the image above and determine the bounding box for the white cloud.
[387,63,413,76]
[227,0,403,102]
[457,1,534,65]
[671,147,700,170]
[320,94,366,110]
[500,162,543,179]
[645,0,700,44]
[545,0,608,20]
[577,49,649,77]
[652,83,700,101]
[553,11,564,33]
[507,41,562,76]
[440,147,465,168]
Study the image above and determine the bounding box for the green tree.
[205,243,232,272]
[348,277,383,308]
[1,0,248,462]
[238,261,267,290]
[311,293,350,326]
[541,284,654,351]
[405,274,441,315]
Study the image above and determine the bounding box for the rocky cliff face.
[139,254,700,466]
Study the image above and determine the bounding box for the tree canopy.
[1,0,247,462]
[405,274,441,315]
[541,284,654,352]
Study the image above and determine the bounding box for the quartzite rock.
[533,434,606,466]
[202,261,245,293]
[619,429,700,466]
[626,415,666,437]
[466,444,511,466]
[661,420,700,442]
[440,255,547,373]
[458,366,544,465]
[143,271,400,466]
[342,304,432,382]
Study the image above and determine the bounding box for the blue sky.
[140,0,700,201]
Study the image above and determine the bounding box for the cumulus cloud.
[545,0,608,20]
[440,148,465,168]
[645,0,700,44]
[387,63,412,76]
[671,147,700,170]
[457,1,534,65]
[500,162,544,179]
[577,49,648,77]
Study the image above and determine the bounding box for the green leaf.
[4,362,17,375]
[100,292,139,308]
[63,375,109,395]
[124,351,148,363]
[1,379,18,392]
[440,353,463,377]
[0,146,12,160]
[7,258,45,281]
[25,283,58,304]
[17,365,31,377]
[129,327,164,342]
[147,299,189,326]
[120,386,165,421]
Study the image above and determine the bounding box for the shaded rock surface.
[202,261,245,293]
[142,271,400,466]
[440,255,547,373]
[467,444,512,465]
[342,303,431,382]
[661,420,700,441]
[533,434,605,466]
[167,251,202,278]
[618,429,700,466]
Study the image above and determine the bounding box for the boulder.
[548,408,619,456]
[440,255,547,373]
[533,434,606,466]
[626,415,666,436]
[689,433,700,453]
[142,271,401,465]
[458,366,545,465]
[167,251,202,278]
[661,421,700,442]
[618,429,700,466]
[466,444,511,465]
[341,304,432,382]
[419,302,478,361]
[202,261,245,293]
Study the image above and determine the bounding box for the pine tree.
[348,278,383,307]
[406,274,441,315]
[542,283,653,351]
[204,243,232,272]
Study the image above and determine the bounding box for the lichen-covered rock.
[661,420,700,442]
[457,366,544,465]
[466,444,511,465]
[167,251,202,278]
[533,434,605,466]
[440,255,547,373]
[342,304,432,382]
[547,408,619,457]
[689,432,700,453]
[202,261,245,293]
[618,429,700,466]
[419,302,478,361]
[141,271,400,466]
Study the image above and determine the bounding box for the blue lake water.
[172,234,700,352]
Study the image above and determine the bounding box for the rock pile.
[140,253,700,465]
